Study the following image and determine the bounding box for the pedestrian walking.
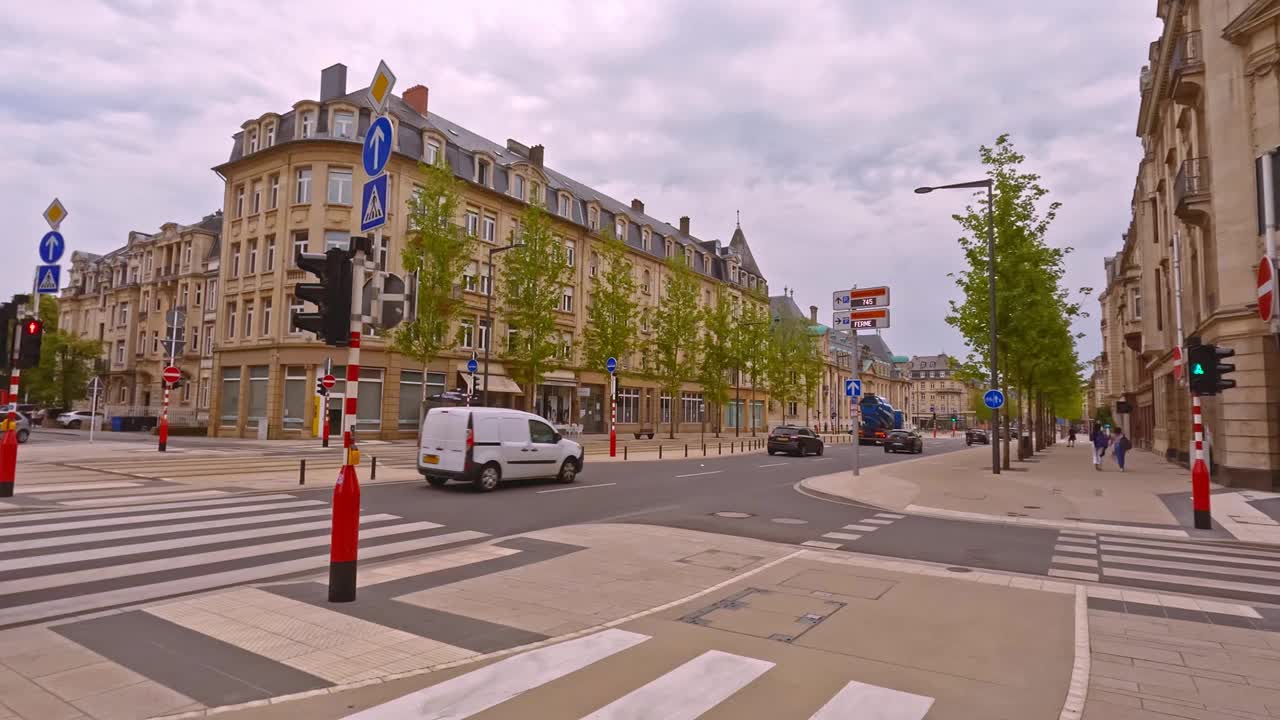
[1111,426,1131,472]
[1067,426,1077,447]
[1091,424,1110,470]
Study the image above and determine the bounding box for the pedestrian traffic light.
[16,318,43,369]
[293,248,353,346]
[315,378,327,397]
[1186,335,1237,395]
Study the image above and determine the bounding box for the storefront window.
[617,387,639,424]
[247,365,269,428]
[660,394,671,424]
[283,366,306,428]
[681,392,704,423]
[535,384,575,425]
[399,370,422,429]
[357,367,383,429]
[219,367,240,427]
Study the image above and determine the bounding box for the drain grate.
[946,566,973,573]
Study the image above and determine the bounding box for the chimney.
[529,144,544,167]
[320,63,347,102]
[809,305,818,323]
[679,216,690,235]
[403,85,429,116]
[506,138,529,157]
[631,198,645,214]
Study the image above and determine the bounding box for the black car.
[767,425,824,456]
[965,428,990,445]
[884,429,923,454]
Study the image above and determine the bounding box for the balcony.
[1174,157,1211,225]
[1170,31,1203,105]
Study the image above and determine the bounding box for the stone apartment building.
[59,213,223,423]
[207,62,772,439]
[906,354,974,429]
[1095,0,1280,488]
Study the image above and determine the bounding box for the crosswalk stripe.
[59,490,227,507]
[17,481,140,493]
[861,518,895,525]
[807,679,935,720]
[30,486,226,501]
[1053,544,1097,556]
[842,524,880,532]
[5,508,333,552]
[1058,530,1096,538]
[4,520,444,595]
[1100,543,1279,568]
[344,629,651,720]
[802,541,843,549]
[822,532,862,542]
[1105,568,1280,598]
[4,500,325,537]
[1051,556,1099,568]
[1049,569,1098,582]
[0,530,489,628]
[582,649,774,720]
[1101,537,1280,561]
[1055,537,1097,547]
[1104,554,1280,582]
[0,514,405,573]
[875,513,906,519]
[0,493,302,525]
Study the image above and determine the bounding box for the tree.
[799,331,824,427]
[393,157,473,404]
[501,204,571,410]
[22,296,102,408]
[699,287,735,436]
[766,317,812,423]
[651,255,701,438]
[732,303,773,434]
[582,228,639,374]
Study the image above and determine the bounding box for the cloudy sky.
[1,0,1159,366]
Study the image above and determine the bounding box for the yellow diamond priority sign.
[367,60,396,114]
[43,198,68,230]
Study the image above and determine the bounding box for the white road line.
[4,500,325,536]
[808,679,935,720]
[0,530,490,628]
[1100,543,1279,568]
[862,518,895,525]
[344,629,651,720]
[675,471,723,478]
[1058,530,1096,538]
[758,462,789,468]
[1105,568,1280,597]
[3,520,445,595]
[536,483,618,494]
[802,540,843,549]
[16,481,140,493]
[1049,568,1098,582]
[582,649,774,720]
[0,493,302,525]
[875,513,906,519]
[1101,536,1280,560]
[1051,556,1100,568]
[1055,539,1098,549]
[59,490,227,507]
[1053,544,1099,556]
[30,486,226,501]
[0,514,405,573]
[6,508,333,552]
[1104,554,1280,582]
[821,532,862,542]
[842,524,880,532]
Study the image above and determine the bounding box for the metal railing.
[1172,31,1202,77]
[1174,157,1210,209]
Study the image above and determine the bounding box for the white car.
[56,410,100,429]
[418,406,584,492]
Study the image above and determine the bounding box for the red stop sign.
[322,374,336,389]
[162,366,181,385]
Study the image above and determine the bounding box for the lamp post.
[915,179,1000,475]
[482,242,522,407]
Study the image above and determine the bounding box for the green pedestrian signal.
[1192,363,1205,375]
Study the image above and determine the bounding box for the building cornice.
[1224,0,1280,44]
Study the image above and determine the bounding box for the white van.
[417,407,585,492]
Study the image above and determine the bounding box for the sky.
[0,0,1161,367]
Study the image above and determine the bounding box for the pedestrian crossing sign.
[36,264,61,294]
[360,174,388,232]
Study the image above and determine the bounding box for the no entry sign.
[162,366,181,385]
[1259,255,1276,323]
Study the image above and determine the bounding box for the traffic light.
[315,378,327,397]
[1186,335,1237,395]
[16,318,43,369]
[0,302,15,370]
[293,248,353,346]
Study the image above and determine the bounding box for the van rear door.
[420,409,469,474]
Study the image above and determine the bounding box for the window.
[181,378,192,403]
[476,158,491,186]
[463,262,478,292]
[482,214,497,243]
[183,243,192,267]
[283,366,306,429]
[114,340,125,364]
[788,401,798,417]
[399,370,424,429]
[560,332,573,361]
[246,129,258,154]
[664,239,673,258]
[152,331,159,354]
[264,123,275,147]
[1131,288,1142,320]
[642,228,651,252]
[203,324,213,356]
[589,252,598,278]
[219,368,240,426]
[378,235,389,271]
[588,206,599,230]
[235,185,245,217]
[465,208,480,237]
[425,138,440,165]
[225,301,237,339]
[247,240,258,274]
[261,298,272,336]
[247,366,268,428]
[529,419,556,444]
[617,387,640,424]
[561,286,574,312]
[355,367,384,429]
[459,319,474,348]
[682,392,704,423]
[659,394,671,424]
[243,301,254,338]
[292,231,308,263]
[479,266,492,296]
[333,110,355,139]
[207,279,217,305]
[190,325,198,353]
[642,270,651,295]
[513,175,525,201]
[558,193,570,218]
[324,230,348,251]
[295,168,312,204]
[564,239,575,267]
[300,111,315,139]
[264,236,276,272]
[288,295,303,334]
[615,217,626,240]
[251,181,262,214]
[529,181,540,204]
[180,284,189,307]
[119,302,130,327]
[268,174,279,209]
[478,319,491,351]
[327,168,353,205]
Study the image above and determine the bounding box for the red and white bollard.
[158,383,171,452]
[609,372,617,458]
[0,369,18,497]
[1191,394,1211,530]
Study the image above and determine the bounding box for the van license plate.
[422,454,439,465]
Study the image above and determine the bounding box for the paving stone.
[1082,697,1181,719]
[1094,638,1185,665]
[1090,689,1143,708]
[0,674,91,720]
[69,681,196,720]
[2,644,103,680]
[1131,658,1246,684]
[33,662,147,702]
[1094,675,1141,693]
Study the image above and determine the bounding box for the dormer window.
[588,206,599,230]
[300,111,316,139]
[264,123,276,147]
[333,110,355,139]
[529,181,540,204]
[513,175,525,200]
[615,217,626,241]
[642,228,651,252]
[475,157,492,187]
[425,137,441,165]
[246,129,258,154]
[664,239,673,257]
[558,193,571,218]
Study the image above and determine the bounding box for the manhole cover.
[946,567,972,573]
[714,512,753,519]
[771,518,808,525]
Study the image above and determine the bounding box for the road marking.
[0,531,490,628]
[344,629,651,720]
[1100,536,1280,560]
[862,518,895,525]
[536,483,618,494]
[875,512,906,519]
[31,486,228,501]
[1053,544,1099,556]
[675,470,723,478]
[821,532,862,542]
[1048,568,1098,582]
[3,500,325,536]
[16,481,140,493]
[59,490,227,506]
[802,540,843,549]
[1059,529,1096,538]
[1099,543,1279,567]
[582,649,774,720]
[758,462,789,468]
[0,493,303,525]
[1104,568,1280,597]
[808,679,935,720]
[842,524,880,532]
[1105,554,1280,581]
[1051,555,1100,568]
[6,508,334,552]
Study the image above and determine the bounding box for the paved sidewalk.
[802,443,1280,543]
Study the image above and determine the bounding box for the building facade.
[905,354,974,429]
[207,62,772,439]
[59,214,223,424]
[1095,0,1280,488]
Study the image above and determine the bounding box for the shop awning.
[539,370,578,388]
[462,372,522,396]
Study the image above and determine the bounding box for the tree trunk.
[1001,382,1011,470]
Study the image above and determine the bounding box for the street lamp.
[482,242,522,407]
[915,179,1000,475]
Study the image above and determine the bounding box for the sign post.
[1259,254,1276,326]
[606,356,617,457]
[321,369,335,447]
[158,309,185,452]
[87,377,101,444]
[467,357,478,407]
[846,378,862,477]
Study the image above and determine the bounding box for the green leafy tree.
[766,317,811,422]
[699,287,735,436]
[731,303,773,434]
[582,228,639,374]
[393,157,473,403]
[501,204,571,410]
[22,297,103,408]
[651,256,701,438]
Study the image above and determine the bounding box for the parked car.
[56,410,101,429]
[965,428,990,445]
[417,406,584,492]
[884,429,923,454]
[0,410,31,443]
[767,425,824,457]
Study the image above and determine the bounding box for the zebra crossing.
[802,512,905,549]
[345,629,936,720]
[0,492,487,629]
[1048,529,1100,582]
[1095,533,1280,604]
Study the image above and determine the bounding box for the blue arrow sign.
[606,356,617,374]
[39,231,65,264]
[983,389,1005,409]
[467,358,478,374]
[363,116,394,176]
[36,264,61,294]
[845,379,861,397]
[360,174,389,233]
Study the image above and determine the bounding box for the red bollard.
[328,464,361,602]
[322,412,330,448]
[0,429,15,497]
[158,418,169,452]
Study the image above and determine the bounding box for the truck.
[858,394,898,445]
